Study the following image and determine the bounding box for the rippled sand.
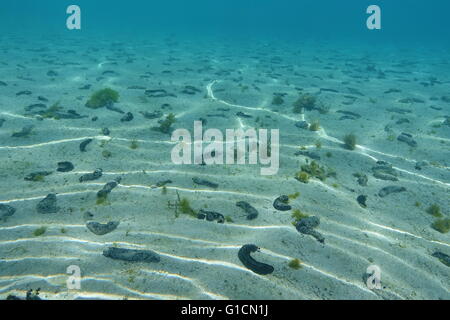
[0,35,449,300]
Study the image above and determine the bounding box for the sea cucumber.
[25,103,47,111]
[273,195,292,211]
[336,110,361,119]
[354,173,368,186]
[16,90,32,96]
[79,138,93,152]
[36,194,60,214]
[295,121,309,129]
[296,216,324,243]
[238,244,274,275]
[398,98,424,104]
[192,177,218,189]
[79,168,103,182]
[182,85,201,95]
[432,252,450,267]
[24,171,53,181]
[106,104,125,114]
[372,162,398,181]
[198,209,225,223]
[145,89,176,98]
[236,111,252,118]
[0,204,16,220]
[103,247,160,263]
[415,160,429,171]
[140,110,163,119]
[378,186,406,198]
[57,161,74,172]
[386,108,411,114]
[120,112,134,122]
[397,132,417,147]
[236,201,259,220]
[11,125,34,138]
[97,178,121,199]
[396,118,410,125]
[86,221,120,235]
[357,195,368,208]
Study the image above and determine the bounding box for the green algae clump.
[427,204,443,218]
[343,133,357,150]
[155,113,176,134]
[293,94,316,114]
[33,226,47,237]
[431,218,450,233]
[41,102,63,119]
[292,209,309,223]
[309,120,321,132]
[86,88,120,109]
[288,192,300,200]
[301,161,335,181]
[272,95,284,106]
[130,140,139,150]
[96,194,109,205]
[295,171,310,183]
[288,258,303,270]
[179,198,197,217]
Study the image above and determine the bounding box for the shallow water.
[0,1,449,300]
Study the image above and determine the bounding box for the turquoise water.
[0,1,449,300]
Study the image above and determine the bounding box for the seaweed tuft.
[86,88,120,109]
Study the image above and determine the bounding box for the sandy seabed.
[0,34,449,300]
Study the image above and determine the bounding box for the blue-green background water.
[1,0,449,46]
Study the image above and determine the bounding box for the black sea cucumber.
[103,247,160,263]
[97,178,121,199]
[11,125,34,138]
[397,132,417,147]
[24,171,53,181]
[432,252,450,267]
[120,112,134,122]
[236,201,259,220]
[198,209,225,223]
[357,195,367,208]
[273,195,292,211]
[86,221,120,235]
[36,194,59,214]
[0,204,16,221]
[296,216,324,243]
[79,138,93,152]
[79,169,103,182]
[238,244,274,275]
[57,161,74,172]
[192,177,218,189]
[378,186,406,198]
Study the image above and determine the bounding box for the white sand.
[0,35,449,300]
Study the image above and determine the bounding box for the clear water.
[0,1,449,300]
